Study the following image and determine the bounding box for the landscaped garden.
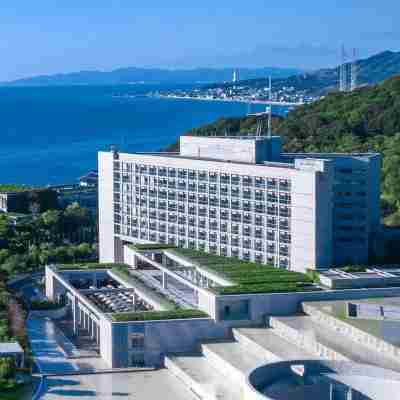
[171,248,318,295]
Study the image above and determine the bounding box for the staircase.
[165,326,314,400]
[165,303,400,399]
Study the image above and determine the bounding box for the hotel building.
[98,135,380,273]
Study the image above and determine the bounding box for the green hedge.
[112,309,208,322]
[56,262,128,270]
[30,299,64,310]
[128,243,177,251]
[340,265,368,273]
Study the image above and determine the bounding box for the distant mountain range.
[1,67,303,87]
[206,50,400,95]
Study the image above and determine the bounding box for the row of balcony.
[126,228,290,254]
[117,178,291,192]
[114,165,291,189]
[116,218,290,241]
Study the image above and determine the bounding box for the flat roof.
[0,342,24,354]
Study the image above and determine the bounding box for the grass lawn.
[128,243,177,251]
[172,248,318,295]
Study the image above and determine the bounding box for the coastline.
[149,94,303,107]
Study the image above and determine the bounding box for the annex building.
[98,134,380,273]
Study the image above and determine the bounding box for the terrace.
[49,263,207,324]
[316,265,400,289]
[125,244,318,296]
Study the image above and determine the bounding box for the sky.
[0,0,399,81]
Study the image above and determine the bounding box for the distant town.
[148,78,319,106]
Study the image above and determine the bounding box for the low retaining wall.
[215,286,400,324]
[303,302,400,362]
[30,305,69,319]
[244,360,400,400]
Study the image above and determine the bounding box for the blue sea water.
[0,85,285,185]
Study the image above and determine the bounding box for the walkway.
[41,368,199,400]
[28,316,198,399]
[27,316,79,375]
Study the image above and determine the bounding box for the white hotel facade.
[99,135,380,273]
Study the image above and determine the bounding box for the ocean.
[0,85,286,185]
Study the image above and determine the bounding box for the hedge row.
[129,243,177,251]
[56,263,128,270]
[112,309,208,322]
[30,299,64,310]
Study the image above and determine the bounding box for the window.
[220,300,250,321]
[131,353,145,367]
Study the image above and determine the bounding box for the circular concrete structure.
[244,360,400,400]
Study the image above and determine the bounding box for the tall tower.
[267,76,272,138]
[350,48,358,92]
[339,45,348,92]
[233,69,239,83]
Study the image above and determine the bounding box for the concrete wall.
[99,316,114,367]
[291,159,334,272]
[214,287,400,325]
[98,151,115,263]
[111,318,228,368]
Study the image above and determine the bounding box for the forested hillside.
[169,75,400,224]
[206,50,400,96]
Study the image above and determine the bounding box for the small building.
[0,186,59,214]
[79,170,98,187]
[0,342,24,368]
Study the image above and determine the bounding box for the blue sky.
[0,0,399,80]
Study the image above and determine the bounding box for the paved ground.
[41,370,199,400]
[27,316,79,375]
[28,316,198,399]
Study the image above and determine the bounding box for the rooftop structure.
[0,342,24,368]
[45,254,400,381]
[0,185,59,214]
[79,170,98,187]
[317,266,400,289]
[99,134,380,273]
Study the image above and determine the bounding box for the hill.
[169,75,400,224]
[1,66,302,87]
[206,50,400,96]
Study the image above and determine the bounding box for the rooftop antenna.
[350,48,358,92]
[267,76,272,138]
[339,44,348,92]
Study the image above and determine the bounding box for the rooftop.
[158,247,318,295]
[0,341,24,355]
[52,263,208,322]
